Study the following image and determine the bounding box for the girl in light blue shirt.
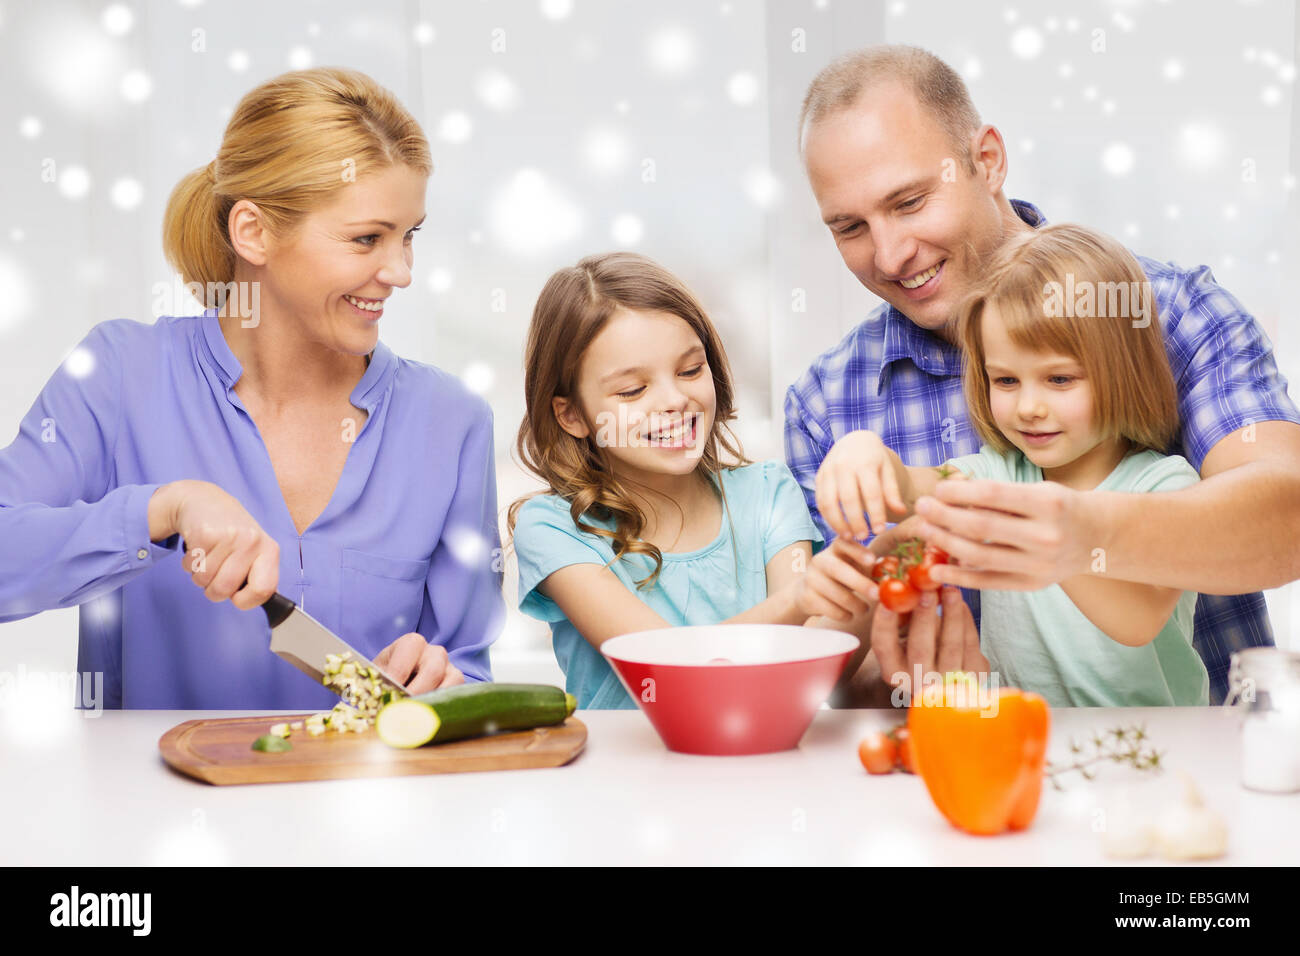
[509,253,823,708]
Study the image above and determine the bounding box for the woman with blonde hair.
[0,68,503,708]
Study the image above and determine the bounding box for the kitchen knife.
[261,592,409,700]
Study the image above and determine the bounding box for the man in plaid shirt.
[786,46,1300,705]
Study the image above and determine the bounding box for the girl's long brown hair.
[507,252,750,588]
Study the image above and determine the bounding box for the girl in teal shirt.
[509,253,823,708]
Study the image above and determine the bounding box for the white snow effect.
[110,178,144,211]
[476,70,519,111]
[288,46,313,70]
[962,58,982,81]
[488,169,582,257]
[1163,59,1184,81]
[58,165,92,200]
[743,167,782,208]
[611,214,644,246]
[64,346,96,379]
[1101,143,1135,177]
[437,111,473,145]
[1177,122,1226,171]
[1009,26,1043,60]
[0,256,33,334]
[28,14,125,114]
[19,116,41,139]
[100,4,133,36]
[461,362,495,395]
[647,26,697,75]
[1261,86,1281,106]
[414,22,435,45]
[227,50,251,72]
[121,69,153,103]
[582,128,628,175]
[540,0,574,20]
[727,71,760,105]
[427,268,453,294]
[444,526,490,566]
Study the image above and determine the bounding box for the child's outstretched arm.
[539,541,821,650]
[815,430,949,540]
[1059,574,1185,647]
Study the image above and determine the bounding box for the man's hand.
[871,584,988,690]
[374,634,464,695]
[913,478,1099,591]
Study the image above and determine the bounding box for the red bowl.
[601,625,859,755]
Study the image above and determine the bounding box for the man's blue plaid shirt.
[784,199,1300,704]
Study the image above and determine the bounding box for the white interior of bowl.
[601,625,859,667]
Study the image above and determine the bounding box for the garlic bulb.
[1100,805,1155,860]
[1152,775,1228,861]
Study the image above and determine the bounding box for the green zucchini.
[375,683,577,749]
[251,734,292,753]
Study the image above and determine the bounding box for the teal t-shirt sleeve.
[512,496,611,623]
[945,444,1015,481]
[759,459,824,563]
[1123,452,1201,494]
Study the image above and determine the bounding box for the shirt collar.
[199,308,397,411]
[875,198,1047,394]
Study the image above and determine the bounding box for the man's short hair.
[799,45,982,172]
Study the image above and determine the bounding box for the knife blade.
[261,592,409,700]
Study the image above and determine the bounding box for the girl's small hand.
[374,634,465,695]
[797,538,879,622]
[815,430,909,541]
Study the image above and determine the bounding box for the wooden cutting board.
[159,713,588,785]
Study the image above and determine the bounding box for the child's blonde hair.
[956,222,1180,456]
[508,252,749,589]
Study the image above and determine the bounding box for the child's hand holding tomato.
[797,537,879,622]
[814,430,912,541]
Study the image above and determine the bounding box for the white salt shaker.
[1226,648,1300,793]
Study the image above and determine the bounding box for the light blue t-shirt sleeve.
[945,444,1017,481]
[756,459,824,563]
[1119,452,1201,494]
[513,495,612,623]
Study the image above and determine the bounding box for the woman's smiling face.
[256,163,427,354]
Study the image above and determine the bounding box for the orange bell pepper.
[907,675,1050,836]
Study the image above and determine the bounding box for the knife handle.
[261,591,297,628]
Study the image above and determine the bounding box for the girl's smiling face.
[553,307,717,484]
[981,303,1125,488]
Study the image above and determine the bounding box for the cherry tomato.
[857,732,897,775]
[879,578,919,613]
[892,726,916,774]
[906,554,944,592]
[870,556,900,583]
[924,545,950,565]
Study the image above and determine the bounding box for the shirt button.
[137,548,149,560]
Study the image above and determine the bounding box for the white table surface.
[0,704,1295,866]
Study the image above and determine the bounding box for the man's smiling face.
[804,80,1016,339]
